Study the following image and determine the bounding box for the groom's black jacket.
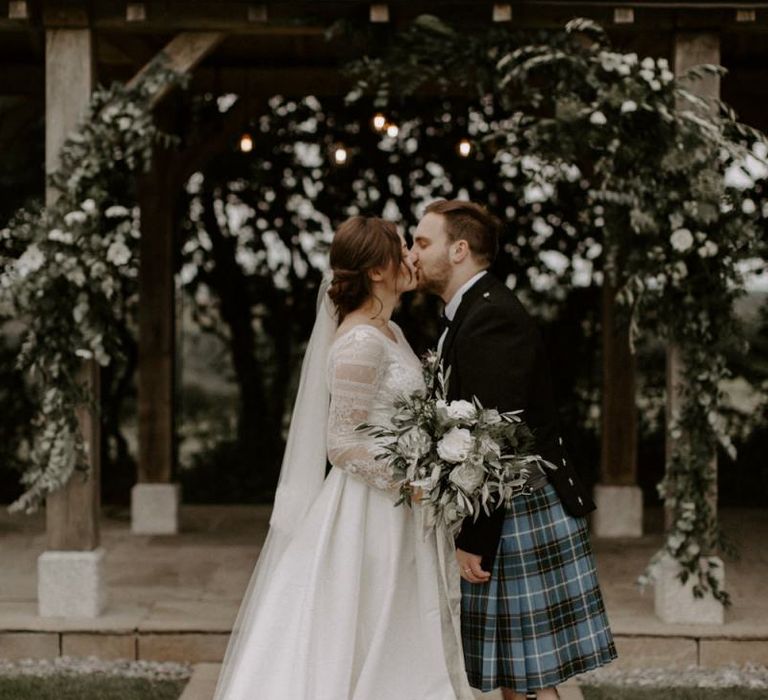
[440,272,596,573]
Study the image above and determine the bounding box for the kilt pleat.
[460,483,617,693]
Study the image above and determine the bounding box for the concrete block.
[138,633,230,663]
[612,636,698,669]
[38,548,107,618]
[700,639,768,667]
[61,633,135,660]
[653,554,725,625]
[0,632,59,659]
[593,484,643,538]
[131,483,180,535]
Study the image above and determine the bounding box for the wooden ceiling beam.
[96,34,161,67]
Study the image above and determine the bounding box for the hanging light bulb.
[372,113,387,132]
[457,138,472,157]
[386,123,399,138]
[333,145,348,165]
[239,132,254,153]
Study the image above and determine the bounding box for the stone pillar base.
[38,547,107,617]
[593,484,643,537]
[131,482,180,535]
[654,553,725,625]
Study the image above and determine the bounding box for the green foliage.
[0,58,186,514]
[350,16,768,604]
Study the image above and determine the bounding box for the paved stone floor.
[2,502,767,695]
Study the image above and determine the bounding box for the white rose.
[437,427,473,464]
[641,57,655,70]
[445,400,477,422]
[48,228,73,244]
[589,111,607,126]
[81,199,97,214]
[698,241,718,258]
[639,69,654,83]
[64,211,87,226]
[73,302,88,323]
[69,269,86,287]
[448,462,485,494]
[742,198,756,215]
[670,228,694,252]
[105,205,130,218]
[16,244,45,277]
[620,100,637,114]
[669,212,685,229]
[107,241,131,266]
[397,427,432,460]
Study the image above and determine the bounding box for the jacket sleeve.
[452,305,540,562]
[326,329,400,495]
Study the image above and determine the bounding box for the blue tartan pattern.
[460,482,617,693]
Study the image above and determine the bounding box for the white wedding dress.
[213,320,474,700]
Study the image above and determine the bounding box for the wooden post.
[132,148,180,534]
[129,32,225,534]
[593,278,642,537]
[39,23,106,617]
[137,155,175,487]
[653,32,724,624]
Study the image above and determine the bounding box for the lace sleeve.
[327,328,399,494]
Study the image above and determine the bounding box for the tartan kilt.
[460,482,617,693]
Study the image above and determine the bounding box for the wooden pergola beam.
[128,32,226,106]
[127,31,226,107]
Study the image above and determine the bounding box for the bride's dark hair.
[328,216,404,323]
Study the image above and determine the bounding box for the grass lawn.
[582,686,768,700]
[0,674,187,700]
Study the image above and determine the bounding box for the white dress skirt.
[213,323,474,700]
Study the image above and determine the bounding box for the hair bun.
[328,216,403,323]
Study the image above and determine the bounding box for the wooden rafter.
[127,31,226,107]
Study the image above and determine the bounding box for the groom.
[411,200,615,699]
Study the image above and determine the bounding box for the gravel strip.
[0,656,192,680]
[579,663,768,689]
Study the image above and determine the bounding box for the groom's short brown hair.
[424,199,501,267]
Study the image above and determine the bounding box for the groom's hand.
[456,548,491,584]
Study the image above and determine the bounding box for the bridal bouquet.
[357,352,555,535]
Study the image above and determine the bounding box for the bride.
[212,216,475,700]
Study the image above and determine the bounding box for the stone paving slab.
[0,632,59,660]
[138,633,230,663]
[1,504,766,671]
[138,600,237,633]
[60,633,136,660]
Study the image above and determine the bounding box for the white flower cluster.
[669,226,720,259]
[637,55,674,90]
[598,50,636,76]
[2,60,182,514]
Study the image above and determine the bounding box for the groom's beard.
[416,257,452,297]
